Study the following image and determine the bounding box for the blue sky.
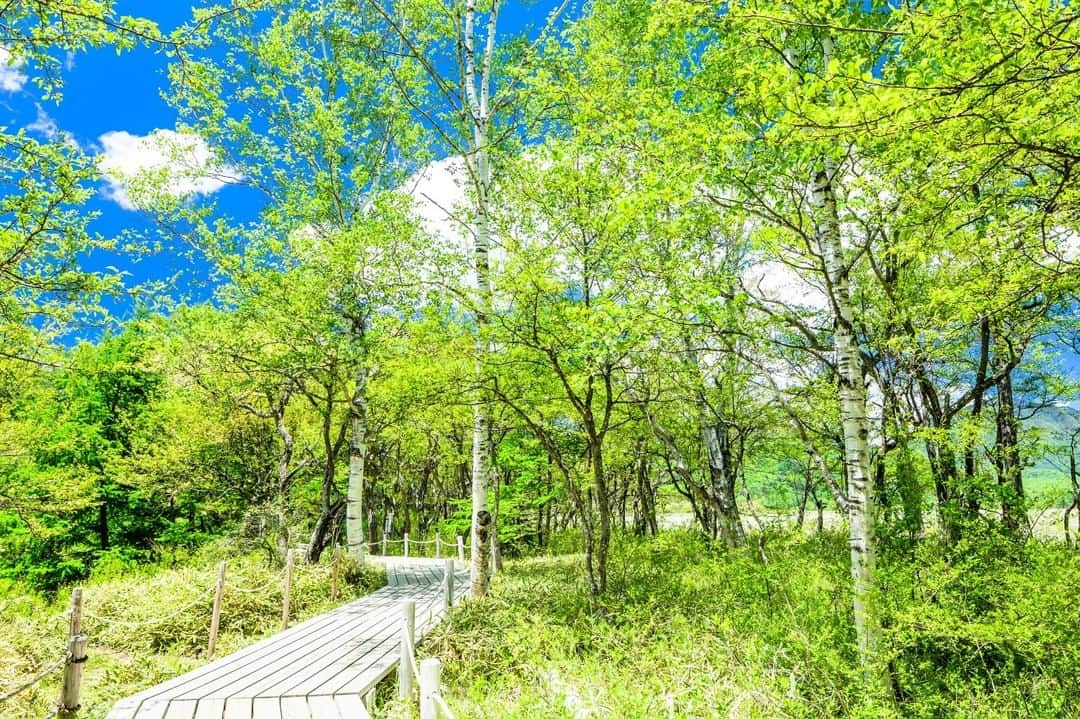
[2,1,571,321]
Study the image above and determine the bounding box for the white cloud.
[743,258,829,310]
[26,104,59,140]
[97,129,241,210]
[64,51,76,72]
[0,47,27,92]
[402,156,470,245]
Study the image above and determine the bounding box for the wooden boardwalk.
[106,557,469,719]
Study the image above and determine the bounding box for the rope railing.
[81,585,217,630]
[0,652,69,704]
[431,692,459,719]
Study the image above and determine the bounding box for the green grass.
[0,542,384,719]
[406,530,1080,719]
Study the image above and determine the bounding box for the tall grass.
[415,529,1080,718]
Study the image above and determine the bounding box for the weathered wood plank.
[132,699,169,719]
[222,697,253,719]
[250,697,279,719]
[331,695,373,719]
[303,695,342,719]
[278,696,308,719]
[193,698,225,719]
[269,600,406,697]
[162,699,198,719]
[248,598,406,697]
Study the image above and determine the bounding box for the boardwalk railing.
[398,562,460,719]
[368,532,468,560]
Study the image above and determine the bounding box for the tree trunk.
[993,345,1026,536]
[811,84,882,685]
[462,0,500,599]
[308,498,345,563]
[346,359,369,561]
[701,422,745,548]
[490,467,503,573]
[590,443,610,595]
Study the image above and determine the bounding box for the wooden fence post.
[331,546,341,601]
[435,533,442,558]
[404,532,410,558]
[381,531,387,556]
[57,587,85,719]
[68,587,83,636]
[281,549,294,631]
[443,559,455,609]
[419,657,441,719]
[398,600,416,699]
[207,561,226,658]
[456,535,465,563]
[57,634,87,719]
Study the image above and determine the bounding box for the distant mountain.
[1024,403,1078,495]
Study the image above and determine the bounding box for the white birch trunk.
[463,0,499,597]
[346,360,368,562]
[807,36,883,690]
[813,147,880,680]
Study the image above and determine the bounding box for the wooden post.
[398,600,416,699]
[281,549,294,631]
[456,535,465,563]
[404,532,410,558]
[207,561,226,658]
[381,531,387,556]
[435,533,442,559]
[419,657,441,719]
[57,634,88,719]
[443,559,455,609]
[68,587,83,636]
[331,546,341,601]
[57,587,85,719]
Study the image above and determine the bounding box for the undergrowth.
[410,529,1080,718]
[0,541,384,719]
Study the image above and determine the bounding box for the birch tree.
[363,0,570,595]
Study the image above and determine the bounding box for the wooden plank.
[270,598,407,697]
[226,582,421,695]
[131,605,351,704]
[193,698,225,719]
[250,697,279,719]
[331,694,372,719]
[109,558,462,719]
[172,592,407,701]
[222,697,253,719]
[133,699,169,719]
[249,598,404,698]
[326,587,444,696]
[106,697,140,719]
[278,696,308,719]
[163,700,198,719]
[304,695,342,719]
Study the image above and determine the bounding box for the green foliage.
[419,530,1080,718]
